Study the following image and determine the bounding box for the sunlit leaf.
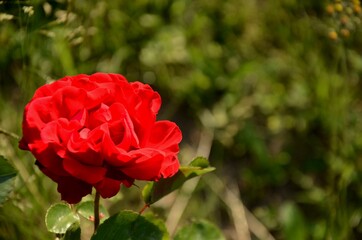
[174,219,225,240]
[45,203,80,234]
[91,210,169,240]
[142,157,215,204]
[76,201,109,223]
[0,155,17,204]
[189,157,210,168]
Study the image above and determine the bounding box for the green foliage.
[142,157,215,204]
[45,203,79,234]
[279,202,307,240]
[174,219,225,240]
[91,210,169,240]
[0,155,17,205]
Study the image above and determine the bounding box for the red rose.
[19,73,182,203]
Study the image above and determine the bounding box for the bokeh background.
[1,0,362,239]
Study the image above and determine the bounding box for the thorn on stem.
[89,213,105,222]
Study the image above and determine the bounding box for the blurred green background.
[1,0,362,239]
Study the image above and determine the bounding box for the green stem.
[0,127,20,140]
[94,191,101,233]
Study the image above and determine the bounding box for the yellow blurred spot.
[267,116,282,133]
[328,30,338,40]
[335,3,343,12]
[326,4,335,14]
[354,5,361,13]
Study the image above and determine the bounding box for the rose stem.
[94,191,101,233]
[138,204,150,215]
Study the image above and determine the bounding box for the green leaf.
[64,222,81,240]
[142,157,215,204]
[174,219,225,240]
[143,212,170,240]
[189,157,210,168]
[45,203,80,234]
[0,155,17,204]
[76,201,109,223]
[280,202,307,240]
[91,210,169,240]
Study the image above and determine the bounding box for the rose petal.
[109,103,139,149]
[88,103,111,129]
[52,86,87,119]
[91,72,116,83]
[67,126,105,166]
[147,120,182,153]
[33,78,71,98]
[94,177,121,198]
[131,82,161,114]
[102,134,131,166]
[86,88,111,109]
[63,156,106,184]
[24,96,53,129]
[36,160,92,203]
[160,155,180,178]
[57,176,92,204]
[71,75,98,90]
[29,141,69,176]
[121,149,165,180]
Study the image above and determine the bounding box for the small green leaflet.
[0,155,17,205]
[142,157,215,204]
[45,203,80,234]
